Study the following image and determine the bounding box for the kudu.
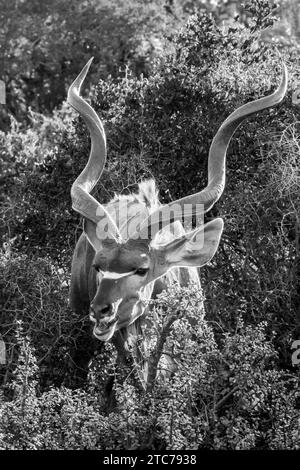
[68,59,287,384]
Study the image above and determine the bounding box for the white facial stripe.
[102,270,135,279]
[112,298,123,313]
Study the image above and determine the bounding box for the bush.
[0,0,180,127]
[0,103,78,263]
[0,251,96,389]
[0,284,299,450]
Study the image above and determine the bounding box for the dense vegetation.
[0,0,299,449]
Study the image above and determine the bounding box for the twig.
[146,311,182,392]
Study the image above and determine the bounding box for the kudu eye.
[92,264,101,273]
[135,268,149,276]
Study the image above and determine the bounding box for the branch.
[146,310,182,392]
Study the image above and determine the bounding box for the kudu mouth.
[93,318,119,341]
[90,296,145,341]
[90,299,121,341]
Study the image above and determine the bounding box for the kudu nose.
[90,303,112,320]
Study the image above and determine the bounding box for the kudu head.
[68,58,287,342]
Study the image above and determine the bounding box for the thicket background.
[0,0,299,449]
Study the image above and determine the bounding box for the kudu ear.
[83,219,103,252]
[154,218,224,270]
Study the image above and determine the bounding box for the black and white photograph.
[0,0,299,455]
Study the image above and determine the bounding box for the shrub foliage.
[0,281,299,450]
